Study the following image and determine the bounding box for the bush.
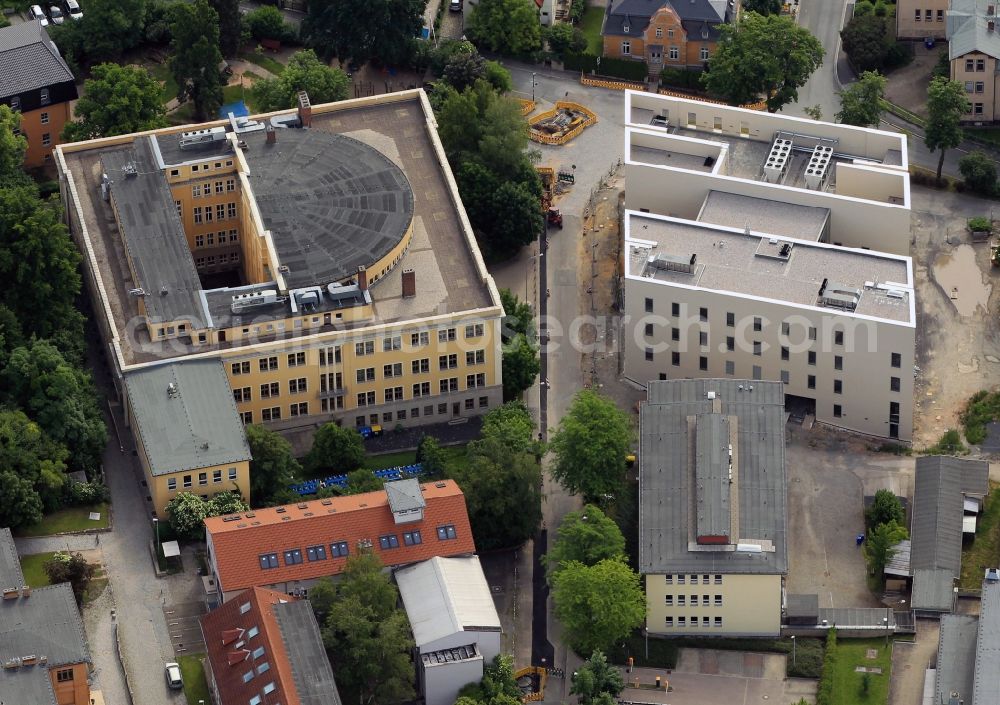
[960,152,998,196]
[969,215,993,232]
[853,0,874,15]
[815,629,838,705]
[961,390,1000,444]
[245,5,294,43]
[933,49,951,79]
[659,67,702,91]
[597,56,649,81]
[66,480,110,507]
[564,51,599,72]
[926,428,966,454]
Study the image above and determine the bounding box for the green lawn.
[16,503,109,537]
[961,481,1000,590]
[19,552,56,588]
[829,639,892,705]
[222,83,259,113]
[580,5,605,55]
[240,52,286,76]
[148,63,180,104]
[178,654,211,705]
[365,443,467,472]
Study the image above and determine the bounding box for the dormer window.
[40,88,49,106]
[10,96,19,110]
[623,23,630,32]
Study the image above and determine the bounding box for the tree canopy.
[959,151,997,195]
[466,0,542,55]
[550,390,632,504]
[253,50,350,112]
[703,12,823,112]
[840,14,890,73]
[741,0,781,14]
[245,5,293,42]
[865,488,904,530]
[925,77,969,181]
[435,80,542,260]
[304,0,424,65]
[246,424,301,507]
[306,423,366,475]
[570,651,625,705]
[63,63,167,142]
[166,491,250,539]
[44,552,94,604]
[498,290,540,401]
[551,558,645,655]
[863,519,908,584]
[169,0,225,120]
[208,0,243,57]
[317,552,415,704]
[544,505,625,580]
[49,0,147,65]
[0,106,26,184]
[415,435,448,478]
[836,70,886,127]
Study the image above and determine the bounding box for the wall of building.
[897,0,948,39]
[21,103,71,168]
[421,656,484,705]
[49,662,90,705]
[833,162,908,204]
[624,160,911,255]
[645,573,783,636]
[951,52,999,123]
[423,630,502,664]
[622,273,916,441]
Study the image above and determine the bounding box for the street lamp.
[883,612,890,646]
[531,72,537,102]
[790,635,796,668]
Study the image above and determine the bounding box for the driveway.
[784,426,913,607]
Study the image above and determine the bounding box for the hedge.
[659,67,703,91]
[564,52,649,81]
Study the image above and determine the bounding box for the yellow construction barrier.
[657,87,767,111]
[519,98,537,115]
[580,74,647,91]
[528,101,599,145]
[513,667,548,703]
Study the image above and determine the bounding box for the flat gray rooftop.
[627,214,912,323]
[0,528,23,586]
[697,190,830,242]
[639,378,787,576]
[274,600,342,705]
[630,144,715,173]
[974,577,1000,705]
[242,128,414,290]
[124,359,251,476]
[61,96,495,365]
[937,614,978,705]
[102,138,205,324]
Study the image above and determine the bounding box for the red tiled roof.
[201,587,300,705]
[206,480,476,593]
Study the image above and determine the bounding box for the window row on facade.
[166,467,239,491]
[665,573,723,585]
[236,395,493,426]
[190,178,237,197]
[664,615,724,628]
[664,594,724,606]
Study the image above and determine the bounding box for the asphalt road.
[784,0,851,121]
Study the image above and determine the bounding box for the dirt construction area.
[910,185,1000,448]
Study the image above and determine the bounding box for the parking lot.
[784,425,913,608]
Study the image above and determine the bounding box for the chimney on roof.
[402,268,416,298]
[20,585,30,598]
[357,265,368,291]
[297,91,312,128]
[265,124,276,145]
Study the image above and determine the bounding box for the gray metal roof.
[603,0,726,39]
[638,378,787,575]
[0,528,24,587]
[884,539,911,577]
[947,0,1000,60]
[124,359,251,477]
[273,600,342,705]
[817,607,895,629]
[697,191,830,242]
[386,478,426,514]
[243,128,414,290]
[936,614,978,705]
[0,583,91,705]
[974,575,1000,705]
[785,593,819,620]
[102,138,206,325]
[0,22,74,99]
[910,457,989,611]
[694,414,731,542]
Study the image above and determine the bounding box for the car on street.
[165,662,183,690]
[28,5,49,24]
[65,0,82,20]
[47,5,64,23]
[449,0,462,11]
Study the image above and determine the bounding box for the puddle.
[933,244,992,317]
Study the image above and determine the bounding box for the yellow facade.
[645,573,782,637]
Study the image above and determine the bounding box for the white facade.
[396,556,502,705]
[622,212,916,441]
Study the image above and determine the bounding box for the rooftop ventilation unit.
[647,253,696,274]
[121,162,137,178]
[804,145,833,190]
[179,126,228,150]
[763,137,792,183]
[818,279,861,311]
[230,289,280,313]
[167,382,179,398]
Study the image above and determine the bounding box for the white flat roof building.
[620,91,916,442]
[623,91,911,255]
[396,556,502,705]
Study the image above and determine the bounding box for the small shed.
[785,594,819,626]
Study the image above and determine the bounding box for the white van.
[29,5,49,25]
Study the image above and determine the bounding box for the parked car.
[47,5,64,23]
[65,0,82,20]
[449,0,462,11]
[28,5,49,25]
[165,662,183,690]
